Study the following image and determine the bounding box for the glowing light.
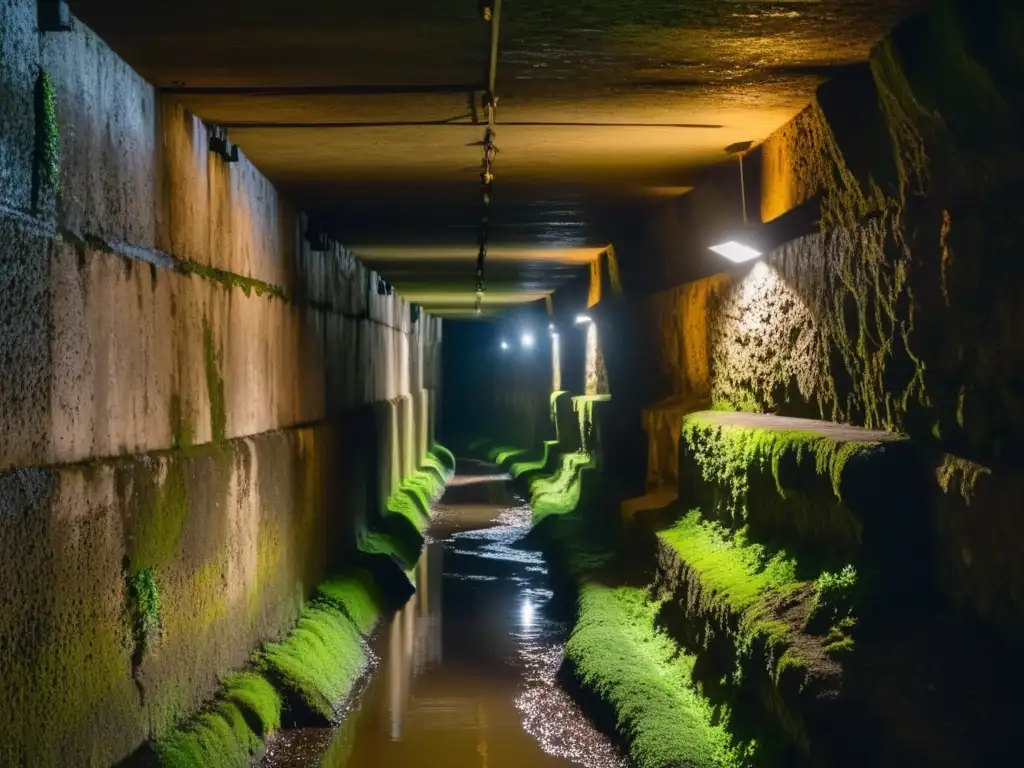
[521,333,535,349]
[548,322,555,331]
[500,340,510,351]
[709,240,762,263]
[575,314,592,324]
[521,598,534,628]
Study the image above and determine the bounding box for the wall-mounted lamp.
[575,314,593,325]
[209,125,240,163]
[709,240,762,263]
[710,141,763,263]
[521,332,535,349]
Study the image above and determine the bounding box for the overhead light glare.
[575,314,592,325]
[709,241,762,263]
[521,333,535,349]
[500,340,509,351]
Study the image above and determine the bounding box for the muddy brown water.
[261,461,625,768]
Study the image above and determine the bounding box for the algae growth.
[154,673,281,768]
[32,68,60,210]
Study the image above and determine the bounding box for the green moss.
[528,451,593,525]
[821,617,858,658]
[567,584,743,768]
[572,394,610,449]
[508,442,551,478]
[129,461,190,573]
[222,672,282,736]
[258,603,366,721]
[202,319,227,442]
[154,700,262,768]
[430,444,456,472]
[359,528,419,570]
[660,511,799,616]
[169,394,194,449]
[317,569,386,635]
[179,261,287,301]
[32,68,60,210]
[936,454,991,503]
[804,565,858,633]
[682,416,877,520]
[126,568,162,657]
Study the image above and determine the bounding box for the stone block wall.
[0,4,441,765]
[617,0,1024,644]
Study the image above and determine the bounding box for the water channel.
[262,461,625,768]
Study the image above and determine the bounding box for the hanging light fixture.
[709,141,762,263]
[475,0,502,315]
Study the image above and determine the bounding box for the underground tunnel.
[2,0,1023,766]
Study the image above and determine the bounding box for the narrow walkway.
[264,460,623,768]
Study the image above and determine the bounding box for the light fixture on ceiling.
[521,332,535,349]
[500,339,510,351]
[709,141,762,263]
[575,313,592,325]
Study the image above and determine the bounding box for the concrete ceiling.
[71,0,922,316]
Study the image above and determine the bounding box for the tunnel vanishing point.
[2,0,1023,766]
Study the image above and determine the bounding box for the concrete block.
[42,22,159,247]
[0,0,37,212]
[0,426,339,767]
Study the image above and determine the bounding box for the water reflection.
[388,541,444,740]
[263,462,624,768]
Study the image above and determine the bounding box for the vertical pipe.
[739,153,747,226]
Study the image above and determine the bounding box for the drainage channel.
[261,460,624,768]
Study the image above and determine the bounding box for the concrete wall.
[605,0,1024,644]
[0,3,441,764]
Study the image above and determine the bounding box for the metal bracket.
[39,1,73,32]
[208,125,240,162]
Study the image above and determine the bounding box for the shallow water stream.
[261,461,625,768]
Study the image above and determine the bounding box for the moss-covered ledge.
[679,411,919,575]
[484,441,749,768]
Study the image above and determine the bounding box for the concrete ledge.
[679,411,916,573]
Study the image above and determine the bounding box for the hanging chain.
[476,94,498,314]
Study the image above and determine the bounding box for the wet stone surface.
[262,461,624,768]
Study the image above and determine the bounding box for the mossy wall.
[625,0,1024,641]
[0,5,444,766]
[0,428,337,767]
[714,0,1024,462]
